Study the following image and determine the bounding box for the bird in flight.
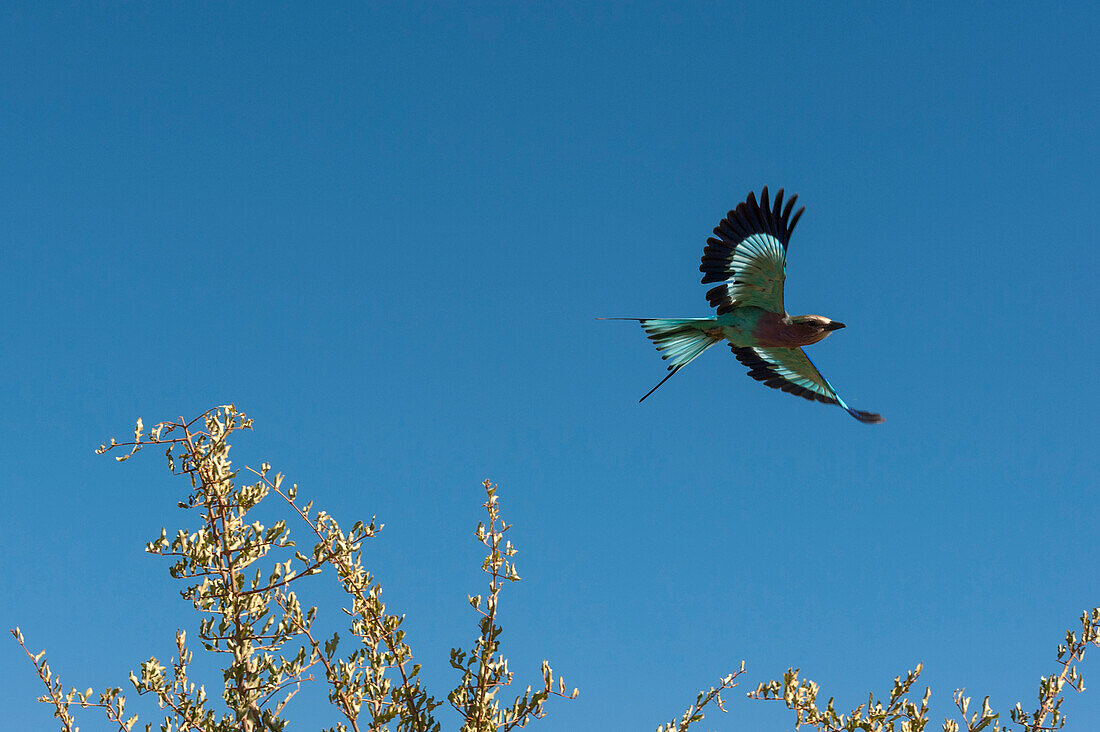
[604,187,883,423]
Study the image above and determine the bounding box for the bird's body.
[605,186,883,423]
[702,309,844,349]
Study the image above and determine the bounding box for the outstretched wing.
[729,345,884,424]
[700,186,804,314]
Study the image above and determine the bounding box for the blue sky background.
[3,3,1098,730]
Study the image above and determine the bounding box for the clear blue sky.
[3,3,1098,730]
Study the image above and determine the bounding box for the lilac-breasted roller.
[606,187,884,423]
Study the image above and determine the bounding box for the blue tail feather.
[600,318,722,401]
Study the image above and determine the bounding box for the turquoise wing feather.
[699,186,803,314]
[729,345,884,423]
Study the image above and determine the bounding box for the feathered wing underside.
[729,344,884,423]
[700,186,804,315]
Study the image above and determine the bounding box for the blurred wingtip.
[848,408,885,424]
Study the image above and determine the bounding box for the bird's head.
[790,315,846,343]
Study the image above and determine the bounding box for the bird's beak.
[825,321,846,331]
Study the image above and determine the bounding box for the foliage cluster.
[12,406,1099,731]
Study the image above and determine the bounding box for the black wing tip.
[847,408,885,424]
[710,186,803,246]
